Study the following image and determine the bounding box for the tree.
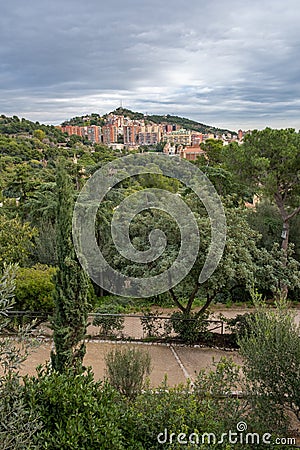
[227,128,300,255]
[51,160,90,374]
[33,129,46,141]
[169,207,261,316]
[200,138,224,165]
[224,129,300,296]
[97,165,299,316]
[0,214,36,269]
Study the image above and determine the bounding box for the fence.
[89,313,226,341]
[1,311,227,343]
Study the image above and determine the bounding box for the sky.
[1,0,300,131]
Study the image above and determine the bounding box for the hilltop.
[61,107,236,135]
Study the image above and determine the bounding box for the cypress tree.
[51,160,89,373]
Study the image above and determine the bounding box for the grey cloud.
[0,0,300,129]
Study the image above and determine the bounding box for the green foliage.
[247,200,282,250]
[239,303,300,429]
[24,368,125,450]
[254,243,300,299]
[0,214,36,269]
[200,138,224,165]
[0,375,41,450]
[93,295,135,311]
[32,221,57,266]
[0,265,41,449]
[105,346,151,399]
[51,161,90,374]
[170,311,209,344]
[92,304,124,337]
[140,310,172,339]
[225,128,300,299]
[194,358,245,429]
[15,265,56,312]
[122,382,204,450]
[225,313,255,346]
[33,129,46,141]
[121,362,247,450]
[0,115,66,142]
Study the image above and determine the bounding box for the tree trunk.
[281,219,290,260]
[279,219,290,299]
[274,192,290,299]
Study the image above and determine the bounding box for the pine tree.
[51,160,89,373]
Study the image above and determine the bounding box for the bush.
[0,375,41,450]
[105,346,151,399]
[0,264,42,449]
[140,309,172,339]
[15,264,56,312]
[239,303,300,432]
[121,363,244,450]
[92,304,124,337]
[225,313,255,346]
[23,367,125,450]
[170,311,209,344]
[194,357,245,429]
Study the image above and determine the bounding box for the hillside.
[0,115,66,142]
[61,108,236,135]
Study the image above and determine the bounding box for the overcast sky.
[1,0,300,130]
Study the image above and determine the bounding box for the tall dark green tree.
[224,128,300,297]
[224,129,300,256]
[51,160,89,373]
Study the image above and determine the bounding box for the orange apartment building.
[59,125,101,143]
[102,124,118,145]
[123,124,140,145]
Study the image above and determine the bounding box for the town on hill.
[56,107,246,160]
[1,109,247,161]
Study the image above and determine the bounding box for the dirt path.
[19,340,241,387]
[13,306,299,387]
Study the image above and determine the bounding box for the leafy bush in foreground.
[24,367,125,450]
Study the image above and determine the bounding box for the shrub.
[122,368,243,450]
[15,264,56,312]
[92,304,124,337]
[170,311,209,344]
[239,303,300,432]
[194,357,245,429]
[105,346,151,399]
[225,313,255,346]
[140,309,172,339]
[0,264,42,449]
[23,367,125,450]
[0,375,41,450]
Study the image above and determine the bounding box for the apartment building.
[102,124,118,145]
[138,124,162,145]
[60,125,82,137]
[191,133,203,146]
[59,125,101,143]
[179,145,206,161]
[162,128,192,146]
[82,125,101,143]
[123,124,140,145]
